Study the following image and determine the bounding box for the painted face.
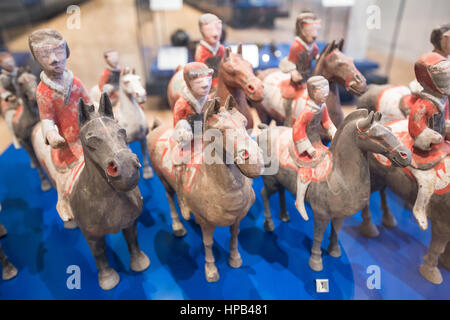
[106,51,119,68]
[201,20,222,46]
[431,60,450,95]
[34,42,67,77]
[1,56,15,72]
[440,30,450,57]
[299,21,320,45]
[189,75,212,98]
[311,83,329,105]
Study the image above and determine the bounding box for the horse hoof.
[328,244,341,258]
[2,261,18,280]
[309,256,323,272]
[359,221,380,238]
[64,220,78,230]
[143,167,153,179]
[419,264,443,285]
[382,213,397,228]
[130,251,150,272]
[264,219,275,232]
[173,226,187,237]
[228,254,242,269]
[41,180,51,192]
[205,263,220,283]
[0,224,7,238]
[98,268,120,290]
[280,211,290,222]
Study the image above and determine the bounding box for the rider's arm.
[321,105,337,140]
[98,68,111,92]
[293,108,315,157]
[36,84,65,148]
[409,99,442,150]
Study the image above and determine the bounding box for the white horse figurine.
[92,67,153,179]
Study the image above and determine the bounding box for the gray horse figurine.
[147,96,264,282]
[257,110,411,272]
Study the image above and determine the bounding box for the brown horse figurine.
[167,44,264,130]
[147,96,264,282]
[255,39,367,127]
[257,110,411,271]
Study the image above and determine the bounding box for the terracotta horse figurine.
[32,94,149,290]
[255,39,367,127]
[0,218,18,281]
[147,96,264,282]
[257,110,411,271]
[167,44,264,130]
[357,118,450,284]
[5,70,51,191]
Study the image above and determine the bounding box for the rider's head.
[184,62,214,99]
[0,52,15,73]
[430,23,450,57]
[199,13,222,47]
[307,76,329,105]
[295,11,321,45]
[415,52,450,96]
[104,50,120,69]
[29,29,69,77]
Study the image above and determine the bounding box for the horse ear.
[330,40,336,50]
[374,111,382,122]
[237,43,243,56]
[224,47,231,61]
[203,97,221,131]
[78,98,91,125]
[99,92,115,119]
[224,94,238,111]
[338,38,345,51]
[358,110,375,130]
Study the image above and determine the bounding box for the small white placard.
[316,279,329,293]
[150,0,183,11]
[157,47,188,70]
[322,0,354,7]
[229,44,260,68]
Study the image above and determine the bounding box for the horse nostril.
[399,151,408,159]
[247,84,255,93]
[107,161,119,176]
[135,157,141,168]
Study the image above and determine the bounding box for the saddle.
[51,142,83,173]
[280,79,306,100]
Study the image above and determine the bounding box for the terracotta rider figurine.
[172,62,213,219]
[195,13,224,89]
[292,76,336,220]
[28,29,91,223]
[0,52,22,148]
[98,50,121,106]
[408,51,450,226]
[279,11,321,125]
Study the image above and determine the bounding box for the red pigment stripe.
[65,160,85,195]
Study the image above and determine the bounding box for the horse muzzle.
[389,146,411,167]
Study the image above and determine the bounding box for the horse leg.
[439,242,450,270]
[0,243,18,280]
[309,216,330,272]
[85,235,119,290]
[360,204,380,238]
[122,220,150,272]
[0,223,6,238]
[200,223,219,282]
[380,188,397,228]
[164,181,186,237]
[261,184,276,232]
[328,217,344,258]
[419,225,448,285]
[21,138,51,191]
[139,137,153,179]
[279,187,290,222]
[229,219,243,268]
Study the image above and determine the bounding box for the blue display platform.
[0,143,448,300]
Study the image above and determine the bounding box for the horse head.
[313,39,366,96]
[346,109,411,167]
[120,67,147,104]
[79,93,141,191]
[219,45,264,102]
[203,95,264,178]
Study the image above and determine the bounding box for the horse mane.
[329,109,368,152]
[312,38,344,76]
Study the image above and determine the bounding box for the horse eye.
[86,136,101,150]
[118,128,127,139]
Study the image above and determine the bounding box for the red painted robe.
[408,94,447,144]
[195,41,225,88]
[287,37,319,69]
[98,67,121,91]
[36,70,91,169]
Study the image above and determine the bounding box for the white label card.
[157,47,188,70]
[150,0,183,11]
